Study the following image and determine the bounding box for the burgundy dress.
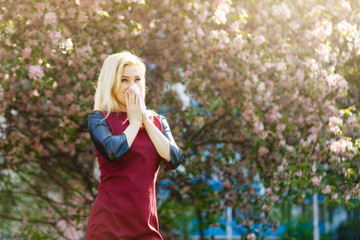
[85,111,183,240]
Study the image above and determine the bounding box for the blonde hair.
[93,51,146,115]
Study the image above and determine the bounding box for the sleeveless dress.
[85,111,180,240]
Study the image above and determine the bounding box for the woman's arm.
[142,112,184,169]
[88,111,131,162]
[88,89,142,162]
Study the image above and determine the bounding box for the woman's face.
[115,64,144,111]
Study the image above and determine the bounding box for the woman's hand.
[142,110,151,126]
[125,89,142,127]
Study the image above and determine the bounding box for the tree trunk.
[197,209,204,240]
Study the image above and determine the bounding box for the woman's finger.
[125,91,129,106]
[128,89,133,105]
[132,90,137,106]
[135,93,139,107]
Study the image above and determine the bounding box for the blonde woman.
[85,51,184,239]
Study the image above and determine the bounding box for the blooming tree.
[0,0,359,238]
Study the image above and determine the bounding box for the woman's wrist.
[142,112,152,127]
[129,121,142,129]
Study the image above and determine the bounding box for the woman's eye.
[135,78,141,82]
[121,79,128,82]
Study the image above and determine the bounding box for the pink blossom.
[265,187,272,196]
[31,89,40,97]
[233,34,246,50]
[309,133,318,142]
[330,138,354,154]
[295,170,302,177]
[312,163,317,173]
[345,195,351,201]
[253,120,264,134]
[354,37,360,55]
[275,62,286,72]
[331,193,338,200]
[277,165,284,173]
[276,124,286,132]
[261,204,272,212]
[328,116,343,134]
[272,3,291,19]
[210,29,229,45]
[337,20,356,39]
[286,145,295,152]
[22,47,32,59]
[56,220,83,240]
[254,35,265,46]
[340,0,352,12]
[316,43,330,62]
[60,38,74,53]
[28,65,44,80]
[257,82,265,92]
[312,20,333,40]
[44,12,57,24]
[311,176,321,186]
[247,233,256,240]
[229,21,240,32]
[327,74,348,90]
[322,185,332,194]
[48,31,62,45]
[269,195,279,202]
[129,0,145,4]
[213,2,229,24]
[258,146,269,157]
[196,27,205,37]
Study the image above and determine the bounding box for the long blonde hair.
[93,51,146,115]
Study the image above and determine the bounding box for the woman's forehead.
[122,64,141,76]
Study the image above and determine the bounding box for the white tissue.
[128,84,146,113]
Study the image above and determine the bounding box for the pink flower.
[265,187,272,196]
[31,89,40,97]
[65,38,73,51]
[258,146,269,157]
[28,65,44,80]
[269,195,279,202]
[247,233,256,240]
[272,3,291,19]
[254,35,265,46]
[261,204,272,212]
[328,116,343,134]
[59,38,74,53]
[311,176,321,186]
[322,185,332,194]
[44,12,57,24]
[327,74,348,90]
[213,2,229,24]
[331,193,338,200]
[253,120,264,134]
[345,195,351,201]
[308,133,317,143]
[275,62,286,72]
[330,139,354,154]
[22,47,32,59]
[48,31,62,45]
[257,82,265,92]
[277,165,284,173]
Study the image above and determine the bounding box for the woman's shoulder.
[87,110,107,119]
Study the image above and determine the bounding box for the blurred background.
[0,0,360,239]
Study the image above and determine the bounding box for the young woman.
[85,51,184,239]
